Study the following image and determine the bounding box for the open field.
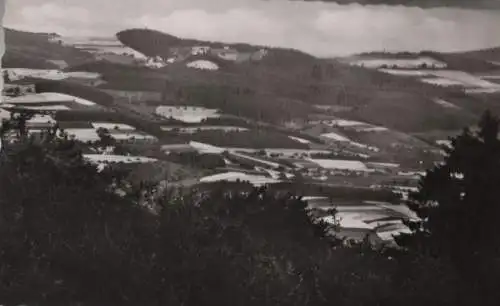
[379,68,500,92]
[84,154,158,164]
[199,171,281,186]
[4,68,101,82]
[348,56,447,69]
[155,106,220,123]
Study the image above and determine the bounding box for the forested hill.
[109,28,479,132]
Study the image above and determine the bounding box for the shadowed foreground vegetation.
[1,112,500,305]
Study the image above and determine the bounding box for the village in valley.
[2,27,500,248]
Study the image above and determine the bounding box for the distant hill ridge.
[116,29,268,57]
[5,27,500,133]
[349,48,500,72]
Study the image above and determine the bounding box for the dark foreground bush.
[0,136,471,306]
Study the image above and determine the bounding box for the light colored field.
[366,162,400,168]
[311,118,388,133]
[186,141,332,158]
[328,119,367,127]
[4,68,100,81]
[161,126,248,133]
[431,70,500,89]
[397,171,426,178]
[352,57,447,69]
[433,98,460,109]
[480,75,500,80]
[84,154,158,164]
[254,148,331,156]
[92,123,136,130]
[307,159,371,171]
[390,185,419,193]
[465,88,500,94]
[64,128,156,142]
[313,105,354,112]
[379,69,427,76]
[189,141,226,154]
[65,71,102,79]
[186,60,219,71]
[320,132,379,152]
[110,133,157,141]
[309,198,418,243]
[312,119,366,127]
[25,115,56,129]
[356,126,389,132]
[155,106,220,123]
[65,129,100,142]
[57,36,148,60]
[199,171,281,186]
[16,105,71,111]
[230,151,281,169]
[0,108,11,119]
[320,132,350,142]
[348,141,380,152]
[288,136,311,144]
[436,139,452,148]
[380,69,500,91]
[4,93,96,106]
[421,78,465,86]
[376,224,412,241]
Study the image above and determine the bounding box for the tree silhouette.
[3,70,10,84]
[12,87,21,97]
[96,127,115,147]
[400,110,500,302]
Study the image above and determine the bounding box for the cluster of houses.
[166,45,268,64]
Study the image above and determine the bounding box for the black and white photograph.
[0,0,500,305]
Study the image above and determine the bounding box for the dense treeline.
[0,136,456,306]
[164,151,226,169]
[172,84,316,124]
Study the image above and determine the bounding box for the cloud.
[5,1,500,57]
[7,3,114,36]
[289,0,500,10]
[21,3,90,24]
[132,5,500,56]
[134,9,290,47]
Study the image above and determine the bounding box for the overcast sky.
[4,0,500,57]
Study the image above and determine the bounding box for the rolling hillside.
[456,47,500,65]
[3,28,94,69]
[112,28,478,132]
[4,27,498,134]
